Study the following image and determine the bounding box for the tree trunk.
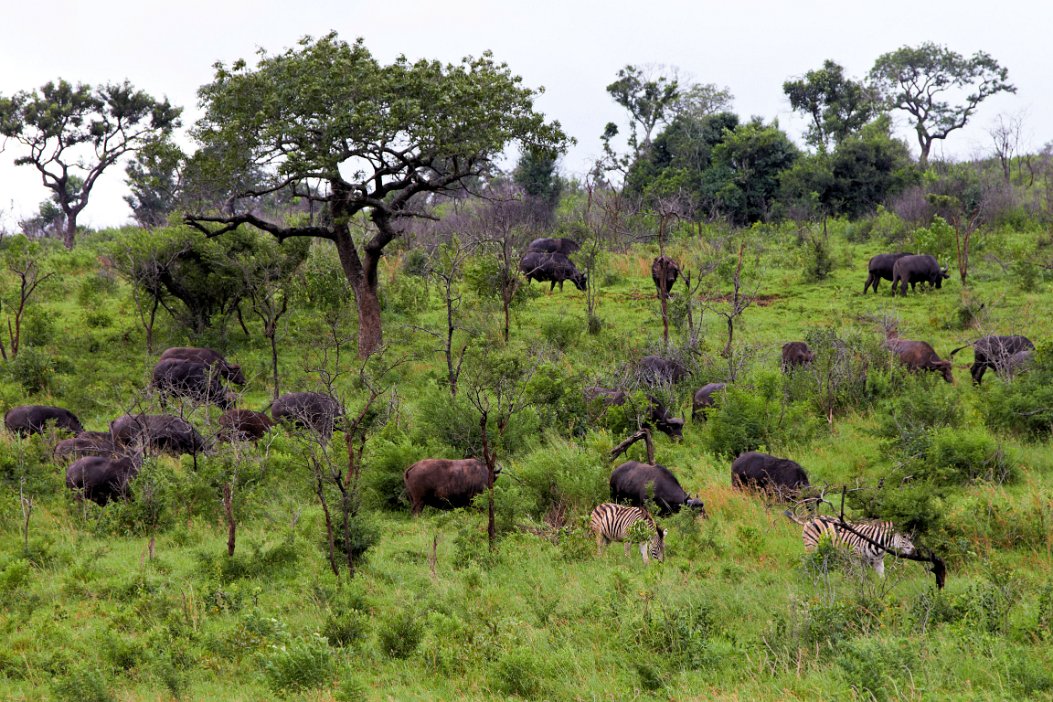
[222,482,236,557]
[62,214,77,250]
[269,332,280,401]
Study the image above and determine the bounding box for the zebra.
[786,513,916,576]
[590,503,665,564]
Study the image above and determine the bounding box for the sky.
[1,0,1050,230]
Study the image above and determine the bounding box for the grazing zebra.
[590,503,666,564]
[787,513,916,576]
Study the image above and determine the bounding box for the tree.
[603,65,681,171]
[0,238,52,360]
[124,137,186,228]
[783,60,877,151]
[706,119,799,224]
[988,112,1027,185]
[0,79,181,248]
[513,148,562,216]
[869,43,1016,166]
[184,33,567,358]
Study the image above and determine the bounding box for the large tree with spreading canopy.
[184,33,568,357]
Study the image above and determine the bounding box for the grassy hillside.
[1,221,1052,701]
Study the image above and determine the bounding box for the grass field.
[1,221,1051,701]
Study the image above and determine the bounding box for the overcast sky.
[1,0,1049,230]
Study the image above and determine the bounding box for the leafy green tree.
[513,148,562,214]
[869,43,1015,166]
[706,119,799,224]
[124,137,186,228]
[0,79,181,248]
[602,65,681,171]
[184,33,567,358]
[783,60,877,151]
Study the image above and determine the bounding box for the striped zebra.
[787,513,916,576]
[590,503,665,564]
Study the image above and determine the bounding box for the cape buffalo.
[637,355,690,385]
[526,237,580,256]
[886,338,954,383]
[610,461,706,517]
[218,409,275,442]
[110,414,208,456]
[781,342,815,371]
[151,359,235,409]
[949,335,1035,385]
[403,458,496,515]
[651,255,680,298]
[890,255,950,296]
[66,455,141,505]
[519,251,587,292]
[732,451,810,495]
[4,405,83,436]
[692,383,727,421]
[271,392,343,439]
[863,253,910,293]
[54,431,116,464]
[159,347,246,385]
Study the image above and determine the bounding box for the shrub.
[704,380,816,458]
[377,610,423,659]
[983,347,1053,439]
[363,429,430,510]
[6,346,57,393]
[51,664,116,702]
[876,374,963,455]
[539,315,582,352]
[323,609,369,648]
[837,637,915,702]
[920,427,1017,485]
[259,633,334,694]
[513,435,608,519]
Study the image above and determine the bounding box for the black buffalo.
[403,458,496,515]
[159,347,246,385]
[731,451,810,494]
[218,409,275,442]
[886,338,954,383]
[54,431,116,464]
[637,355,690,385]
[151,358,235,409]
[863,253,910,293]
[110,414,208,456]
[890,255,950,296]
[519,251,587,292]
[271,392,343,439]
[526,237,580,256]
[651,255,680,298]
[781,342,815,371]
[4,405,83,436]
[66,455,141,505]
[692,383,727,421]
[610,461,706,517]
[950,335,1035,385]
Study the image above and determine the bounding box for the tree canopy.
[869,43,1015,166]
[783,60,876,151]
[0,79,181,248]
[184,32,568,357]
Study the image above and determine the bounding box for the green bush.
[920,427,1016,485]
[6,346,57,394]
[377,610,423,659]
[704,380,816,458]
[51,664,116,702]
[513,435,608,519]
[491,647,553,699]
[259,633,334,694]
[837,637,915,702]
[539,315,582,352]
[876,374,963,455]
[983,346,1053,439]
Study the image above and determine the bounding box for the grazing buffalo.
[403,458,496,515]
[526,237,580,256]
[271,392,343,439]
[863,253,910,293]
[151,359,235,409]
[519,251,587,292]
[637,355,690,385]
[66,455,141,505]
[159,347,246,385]
[54,431,115,464]
[584,386,684,439]
[4,405,83,436]
[781,342,815,371]
[949,335,1035,385]
[110,414,208,456]
[731,452,810,494]
[890,255,950,296]
[651,255,680,298]
[218,409,275,442]
[886,338,954,383]
[1002,350,1034,380]
[610,461,706,517]
[692,383,727,421]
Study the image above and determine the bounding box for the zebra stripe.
[800,516,916,576]
[590,503,665,564]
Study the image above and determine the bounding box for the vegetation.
[1,33,1051,702]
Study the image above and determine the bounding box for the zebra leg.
[596,533,608,556]
[639,542,650,565]
[872,555,885,577]
[624,541,632,557]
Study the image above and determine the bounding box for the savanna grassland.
[1,214,1052,702]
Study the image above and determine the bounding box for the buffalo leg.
[864,273,875,293]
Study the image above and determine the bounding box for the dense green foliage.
[1,207,1052,700]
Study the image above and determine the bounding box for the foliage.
[706,119,800,224]
[259,633,334,693]
[703,378,817,457]
[983,346,1053,438]
[783,59,877,151]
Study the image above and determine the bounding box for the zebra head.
[892,531,916,556]
[650,527,666,562]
